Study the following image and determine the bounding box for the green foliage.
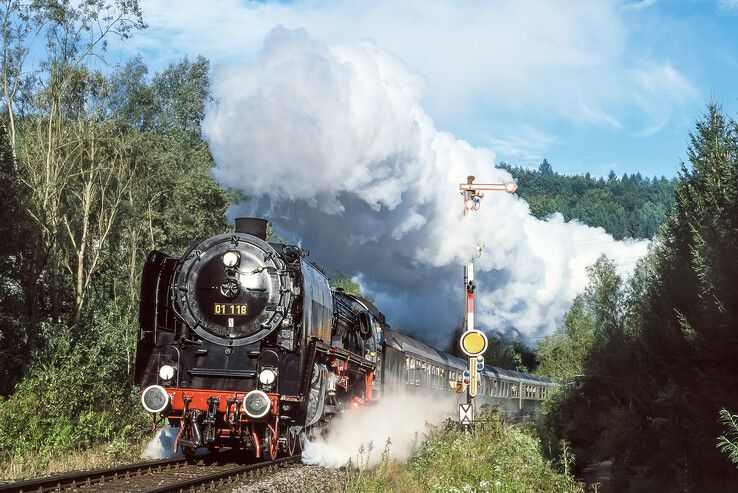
[329,271,363,296]
[536,255,623,380]
[486,338,536,373]
[346,412,584,493]
[499,161,675,240]
[541,104,738,491]
[536,298,593,380]
[0,300,148,466]
[0,2,233,476]
[717,409,738,468]
[0,121,34,395]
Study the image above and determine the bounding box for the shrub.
[346,411,584,493]
[0,301,149,475]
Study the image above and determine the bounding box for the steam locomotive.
[134,218,554,460]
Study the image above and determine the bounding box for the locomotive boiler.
[134,218,381,459]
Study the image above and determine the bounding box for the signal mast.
[457,175,517,426]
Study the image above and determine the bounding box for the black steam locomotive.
[134,218,554,460]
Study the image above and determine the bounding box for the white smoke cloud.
[203,27,648,345]
[301,391,456,468]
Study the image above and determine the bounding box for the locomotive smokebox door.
[173,231,292,347]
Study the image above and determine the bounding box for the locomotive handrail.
[314,339,376,370]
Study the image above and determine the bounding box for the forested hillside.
[0,1,234,476]
[537,105,738,491]
[498,161,676,240]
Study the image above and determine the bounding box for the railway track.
[0,455,300,493]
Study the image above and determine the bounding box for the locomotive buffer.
[457,176,517,426]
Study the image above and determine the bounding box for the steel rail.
[0,455,301,493]
[0,457,189,493]
[142,456,300,493]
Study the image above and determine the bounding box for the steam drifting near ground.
[203,27,649,344]
[301,391,456,468]
[140,426,183,460]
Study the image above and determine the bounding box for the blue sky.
[113,0,738,178]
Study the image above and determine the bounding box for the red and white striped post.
[458,176,517,421]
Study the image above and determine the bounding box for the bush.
[346,411,583,493]
[0,301,149,475]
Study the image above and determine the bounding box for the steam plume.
[301,391,456,468]
[140,426,183,460]
[203,27,648,344]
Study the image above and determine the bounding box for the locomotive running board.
[313,340,375,371]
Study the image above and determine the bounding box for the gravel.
[226,464,346,493]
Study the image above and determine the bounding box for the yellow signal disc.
[460,330,487,356]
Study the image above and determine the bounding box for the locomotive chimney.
[235,217,268,240]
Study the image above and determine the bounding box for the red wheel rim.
[266,425,279,460]
[251,427,261,460]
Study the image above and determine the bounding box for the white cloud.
[134,0,696,131]
[488,125,559,163]
[203,28,649,343]
[623,0,657,11]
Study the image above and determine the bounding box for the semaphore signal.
[458,175,517,427]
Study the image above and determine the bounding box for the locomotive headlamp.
[222,251,240,268]
[159,364,175,381]
[242,390,271,419]
[141,385,170,414]
[258,368,276,386]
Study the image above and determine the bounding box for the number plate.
[213,303,248,316]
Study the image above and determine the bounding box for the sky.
[111,0,738,178]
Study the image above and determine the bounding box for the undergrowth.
[344,411,584,493]
[0,304,151,480]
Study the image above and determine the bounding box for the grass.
[344,411,585,493]
[0,435,150,481]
